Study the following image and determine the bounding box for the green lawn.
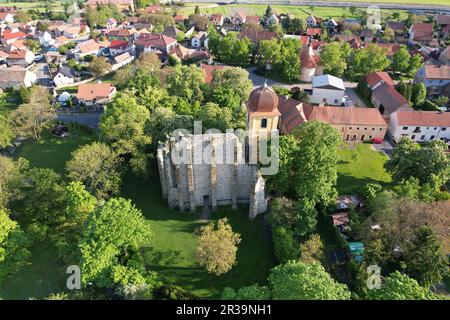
[181,3,409,20]
[336,143,392,195]
[1,127,275,299]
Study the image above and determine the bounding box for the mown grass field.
[336,143,392,195]
[0,128,275,299]
[180,3,409,20]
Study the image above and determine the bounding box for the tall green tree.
[392,45,411,75]
[66,142,122,199]
[346,44,390,80]
[405,226,449,288]
[166,64,205,104]
[320,42,350,77]
[411,82,427,107]
[0,208,30,283]
[268,261,351,300]
[0,115,14,149]
[79,197,154,289]
[100,91,152,177]
[367,271,447,300]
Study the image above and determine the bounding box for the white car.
[34,54,43,62]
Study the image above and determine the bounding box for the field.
[336,143,392,194]
[180,3,410,20]
[0,129,275,299]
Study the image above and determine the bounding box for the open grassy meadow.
[336,143,392,195]
[0,127,275,299]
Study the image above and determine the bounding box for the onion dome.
[247,81,279,112]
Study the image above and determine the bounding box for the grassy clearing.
[336,143,392,195]
[1,127,275,299]
[180,3,409,20]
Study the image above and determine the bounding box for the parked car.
[34,53,43,62]
[371,138,383,144]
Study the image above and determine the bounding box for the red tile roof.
[77,83,115,101]
[2,30,26,41]
[108,39,129,49]
[239,30,279,44]
[396,111,450,127]
[411,23,434,41]
[365,71,395,88]
[306,28,322,36]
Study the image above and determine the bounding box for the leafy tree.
[385,138,450,188]
[0,115,14,149]
[11,86,55,140]
[320,42,350,77]
[166,64,205,104]
[265,5,273,18]
[405,226,449,287]
[89,56,111,78]
[408,54,423,78]
[346,44,390,80]
[392,45,411,75]
[292,121,342,205]
[300,234,324,264]
[189,13,208,31]
[14,11,30,23]
[411,82,427,107]
[272,227,299,263]
[367,271,446,300]
[20,168,67,240]
[382,27,395,42]
[100,91,152,177]
[266,135,299,195]
[195,102,234,132]
[214,32,252,67]
[207,67,253,105]
[0,156,27,208]
[259,39,301,82]
[66,142,122,199]
[194,5,200,14]
[0,208,30,283]
[268,261,351,300]
[196,218,241,276]
[79,198,154,288]
[221,284,270,300]
[294,199,318,238]
[434,96,449,108]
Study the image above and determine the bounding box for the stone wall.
[157,132,267,218]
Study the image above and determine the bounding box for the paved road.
[57,111,102,128]
[372,134,395,157]
[30,61,53,87]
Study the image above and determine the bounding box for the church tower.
[246,82,281,135]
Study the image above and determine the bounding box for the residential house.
[389,110,450,142]
[306,15,318,28]
[306,28,322,38]
[232,12,246,27]
[144,4,164,14]
[73,39,109,60]
[191,32,208,48]
[277,96,387,141]
[0,12,14,24]
[63,26,81,39]
[105,27,137,42]
[436,15,450,31]
[85,0,134,12]
[438,45,450,65]
[53,65,79,88]
[246,15,261,26]
[366,71,411,119]
[106,18,117,30]
[300,44,321,82]
[174,14,186,25]
[108,39,133,56]
[309,74,346,106]
[1,29,26,45]
[265,14,279,26]
[38,31,55,47]
[163,26,183,40]
[76,82,116,106]
[414,64,450,95]
[239,30,279,46]
[409,23,434,45]
[134,33,177,56]
[360,28,374,42]
[386,21,406,34]
[169,44,211,64]
[6,48,35,67]
[0,66,37,89]
[210,14,224,27]
[111,51,134,71]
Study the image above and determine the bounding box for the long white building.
[389,111,450,143]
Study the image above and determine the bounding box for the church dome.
[247,82,279,112]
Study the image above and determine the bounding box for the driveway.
[371,134,395,157]
[345,88,366,108]
[57,111,102,128]
[30,61,53,87]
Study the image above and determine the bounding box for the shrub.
[272,227,299,263]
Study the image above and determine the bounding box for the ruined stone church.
[157,82,281,218]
